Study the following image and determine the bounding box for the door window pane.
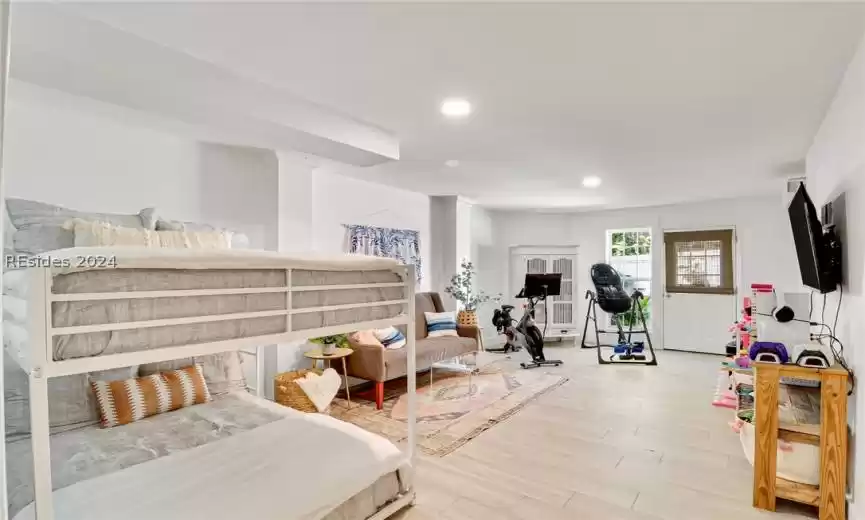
[664,230,734,295]
[675,240,722,287]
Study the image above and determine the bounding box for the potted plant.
[620,296,651,328]
[309,334,348,356]
[444,260,500,326]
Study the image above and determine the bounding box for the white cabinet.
[510,246,578,338]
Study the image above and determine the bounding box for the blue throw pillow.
[374,326,407,349]
[424,311,458,337]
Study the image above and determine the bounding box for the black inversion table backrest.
[590,263,632,314]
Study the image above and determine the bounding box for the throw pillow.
[65,219,231,249]
[139,352,246,396]
[5,198,155,258]
[91,365,211,428]
[374,326,407,349]
[349,330,384,348]
[425,311,458,338]
[293,368,341,412]
[156,218,250,249]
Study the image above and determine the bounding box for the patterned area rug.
[330,359,568,456]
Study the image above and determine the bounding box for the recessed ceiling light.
[440,98,472,118]
[445,160,460,168]
[582,176,602,188]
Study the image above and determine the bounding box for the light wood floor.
[392,346,816,520]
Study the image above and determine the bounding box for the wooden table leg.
[753,364,780,511]
[342,357,351,409]
[820,373,847,520]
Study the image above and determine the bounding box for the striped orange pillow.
[91,365,211,428]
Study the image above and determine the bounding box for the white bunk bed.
[0,247,418,520]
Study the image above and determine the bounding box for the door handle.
[665,293,672,299]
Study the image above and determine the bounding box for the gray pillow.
[156,219,249,249]
[5,199,157,256]
[4,352,138,439]
[139,352,246,395]
[3,204,14,254]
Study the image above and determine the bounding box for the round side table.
[304,347,354,408]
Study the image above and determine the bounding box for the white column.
[274,152,315,378]
[405,266,417,468]
[0,2,12,517]
[429,196,458,304]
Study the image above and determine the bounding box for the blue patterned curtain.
[342,224,422,284]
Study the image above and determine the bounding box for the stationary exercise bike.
[491,273,563,369]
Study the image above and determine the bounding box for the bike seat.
[502,305,515,312]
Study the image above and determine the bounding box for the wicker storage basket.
[274,369,323,413]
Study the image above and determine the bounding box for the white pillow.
[424,311,458,338]
[373,326,407,349]
[65,219,231,249]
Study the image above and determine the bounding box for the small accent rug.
[330,360,568,456]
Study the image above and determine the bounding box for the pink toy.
[728,296,754,350]
[712,369,737,408]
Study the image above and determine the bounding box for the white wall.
[5,82,202,221]
[485,195,801,349]
[807,31,865,519]
[4,83,280,249]
[311,170,431,291]
[277,152,314,253]
[197,143,278,250]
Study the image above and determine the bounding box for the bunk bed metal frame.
[0,8,418,520]
[10,264,418,520]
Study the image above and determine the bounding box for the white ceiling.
[66,2,865,210]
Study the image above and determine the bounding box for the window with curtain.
[342,224,422,284]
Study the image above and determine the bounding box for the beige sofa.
[343,292,479,409]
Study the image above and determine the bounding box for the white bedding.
[13,393,407,520]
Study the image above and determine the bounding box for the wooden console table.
[752,362,848,520]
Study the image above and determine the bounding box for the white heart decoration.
[294,368,342,412]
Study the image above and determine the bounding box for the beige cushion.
[382,336,477,380]
[156,218,250,249]
[92,365,211,428]
[65,219,231,249]
[349,330,383,348]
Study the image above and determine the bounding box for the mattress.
[9,392,409,520]
[3,247,406,364]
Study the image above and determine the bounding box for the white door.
[662,229,736,354]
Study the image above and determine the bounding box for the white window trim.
[605,228,652,279]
